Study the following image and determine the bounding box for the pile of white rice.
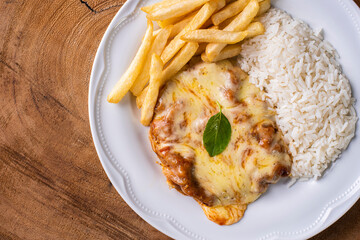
[238,8,357,178]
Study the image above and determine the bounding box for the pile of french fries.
[107,0,270,126]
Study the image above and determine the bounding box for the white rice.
[238,8,358,179]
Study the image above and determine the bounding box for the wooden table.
[1,1,359,239]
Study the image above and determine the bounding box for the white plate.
[89,1,360,239]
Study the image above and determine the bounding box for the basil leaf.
[203,105,232,157]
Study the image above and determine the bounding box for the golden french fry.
[181,29,248,44]
[202,18,214,29]
[245,21,265,38]
[205,0,259,61]
[256,0,270,16]
[136,85,148,109]
[215,0,227,11]
[218,15,237,29]
[147,0,210,21]
[157,10,197,28]
[201,52,210,62]
[157,17,183,29]
[131,25,172,96]
[195,43,207,55]
[211,0,249,26]
[223,0,260,31]
[107,20,154,103]
[169,12,197,38]
[201,0,226,28]
[153,29,161,36]
[141,0,182,14]
[162,42,199,81]
[251,16,261,22]
[140,54,164,126]
[161,0,222,64]
[201,43,242,62]
[209,25,219,30]
[162,0,224,28]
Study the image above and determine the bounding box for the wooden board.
[1,0,359,239]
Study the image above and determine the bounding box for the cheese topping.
[150,60,291,225]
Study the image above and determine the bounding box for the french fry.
[140,54,164,126]
[141,0,182,14]
[162,42,199,81]
[138,43,198,111]
[157,16,184,29]
[251,16,261,22]
[256,0,270,16]
[153,29,161,36]
[201,52,210,62]
[161,0,222,64]
[209,25,219,30]
[223,0,259,31]
[147,0,210,21]
[181,29,248,44]
[211,0,249,26]
[215,0,227,12]
[201,18,214,29]
[245,21,265,38]
[157,10,197,28]
[205,0,259,61]
[107,20,154,103]
[218,15,237,29]
[131,25,172,96]
[201,43,242,62]
[195,43,207,55]
[201,0,226,28]
[136,85,148,109]
[169,12,197,38]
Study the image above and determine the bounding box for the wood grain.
[0,1,359,240]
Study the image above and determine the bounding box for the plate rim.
[88,0,360,239]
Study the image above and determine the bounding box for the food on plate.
[108,0,264,106]
[244,21,265,38]
[238,8,357,178]
[146,0,210,21]
[149,60,292,225]
[195,43,207,56]
[211,0,250,26]
[138,42,199,115]
[168,12,196,38]
[162,42,199,82]
[160,0,225,64]
[202,103,232,157]
[180,29,248,44]
[157,11,196,28]
[106,0,357,225]
[257,0,271,17]
[136,85,148,109]
[141,54,164,126]
[131,25,172,96]
[107,20,154,103]
[201,43,242,62]
[205,0,260,61]
[141,0,179,13]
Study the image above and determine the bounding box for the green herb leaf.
[203,104,232,157]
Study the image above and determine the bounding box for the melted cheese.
[150,60,291,225]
